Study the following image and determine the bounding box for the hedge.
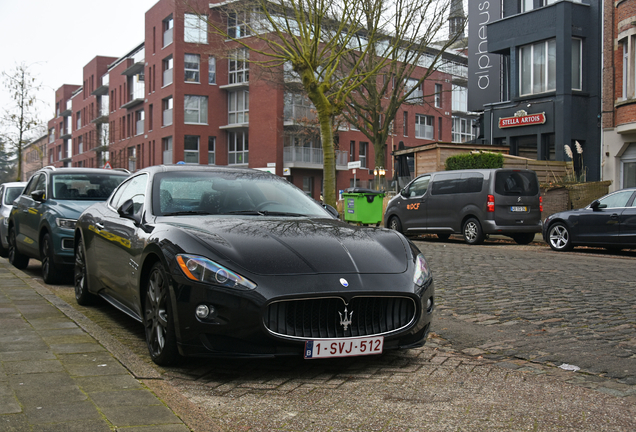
[444,152,504,170]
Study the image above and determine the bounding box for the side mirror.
[400,188,408,198]
[117,198,141,225]
[590,199,605,210]
[31,190,46,202]
[323,204,340,219]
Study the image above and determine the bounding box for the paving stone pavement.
[3,240,636,431]
[0,259,191,431]
[415,237,636,393]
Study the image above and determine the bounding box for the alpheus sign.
[498,111,546,129]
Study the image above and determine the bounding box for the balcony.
[60,100,72,117]
[284,104,317,126]
[283,147,349,170]
[92,74,109,96]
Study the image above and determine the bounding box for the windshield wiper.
[219,210,306,217]
[162,210,213,216]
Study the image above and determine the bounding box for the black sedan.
[74,165,434,365]
[543,187,636,252]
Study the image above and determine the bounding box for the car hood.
[52,200,101,218]
[164,217,410,276]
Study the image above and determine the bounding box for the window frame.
[184,13,208,44]
[184,54,201,83]
[184,95,208,124]
[184,135,200,164]
[415,114,434,139]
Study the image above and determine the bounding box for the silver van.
[384,169,542,245]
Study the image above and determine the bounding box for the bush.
[445,152,504,170]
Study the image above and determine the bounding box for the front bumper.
[169,272,435,359]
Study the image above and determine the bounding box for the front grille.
[264,296,416,339]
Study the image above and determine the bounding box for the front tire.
[388,216,403,233]
[547,222,573,251]
[8,227,29,269]
[462,218,485,245]
[144,262,179,366]
[74,237,98,305]
[41,233,61,284]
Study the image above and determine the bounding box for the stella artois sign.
[498,110,546,129]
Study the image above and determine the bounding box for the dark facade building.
[44,0,456,199]
[602,0,636,191]
[469,0,601,181]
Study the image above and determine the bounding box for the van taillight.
[540,196,543,213]
[487,194,495,212]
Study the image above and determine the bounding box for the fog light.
[196,304,210,319]
[427,297,434,313]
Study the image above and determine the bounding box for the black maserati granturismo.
[74,165,434,365]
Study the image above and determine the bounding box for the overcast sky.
[0,0,157,133]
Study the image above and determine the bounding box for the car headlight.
[413,253,431,288]
[56,218,77,229]
[176,254,257,290]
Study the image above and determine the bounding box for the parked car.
[0,181,27,257]
[73,165,434,366]
[384,168,543,245]
[7,167,129,283]
[543,187,636,252]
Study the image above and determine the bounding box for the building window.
[184,135,200,164]
[135,110,144,136]
[415,114,434,139]
[359,142,368,168]
[404,78,423,102]
[163,15,173,47]
[128,147,136,172]
[78,136,83,154]
[76,111,81,130]
[349,141,355,162]
[438,117,442,140]
[162,136,173,164]
[228,90,249,124]
[452,117,475,143]
[162,97,173,126]
[228,131,249,164]
[520,39,556,96]
[435,83,442,108]
[163,56,173,86]
[572,38,582,91]
[228,11,251,38]
[229,49,249,84]
[184,95,208,124]
[403,112,408,136]
[209,56,216,84]
[302,177,313,197]
[184,54,200,83]
[452,85,468,112]
[208,136,216,165]
[623,40,629,99]
[184,13,207,44]
[49,128,55,143]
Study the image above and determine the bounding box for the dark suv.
[7,167,129,283]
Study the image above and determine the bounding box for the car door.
[618,190,636,247]
[399,175,430,232]
[13,174,46,256]
[426,172,463,231]
[94,174,149,313]
[576,190,634,245]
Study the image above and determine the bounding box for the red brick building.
[602,0,636,191]
[45,0,453,200]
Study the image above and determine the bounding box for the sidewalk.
[0,258,192,431]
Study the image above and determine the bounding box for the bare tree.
[342,0,464,171]
[193,0,405,207]
[1,63,43,181]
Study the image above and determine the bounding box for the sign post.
[348,161,361,188]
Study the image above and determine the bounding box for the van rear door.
[492,170,541,227]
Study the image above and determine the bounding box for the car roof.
[36,167,129,176]
[1,181,27,188]
[137,164,266,175]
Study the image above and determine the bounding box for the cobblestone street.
[419,238,636,391]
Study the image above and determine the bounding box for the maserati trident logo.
[339,278,349,287]
[517,197,522,203]
[339,307,353,331]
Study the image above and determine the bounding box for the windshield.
[153,170,330,218]
[52,173,128,200]
[4,187,24,205]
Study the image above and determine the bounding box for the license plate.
[304,336,384,359]
[510,206,527,212]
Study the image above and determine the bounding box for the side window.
[111,174,148,213]
[431,174,461,195]
[34,175,47,196]
[407,176,430,197]
[598,190,634,208]
[23,175,40,196]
